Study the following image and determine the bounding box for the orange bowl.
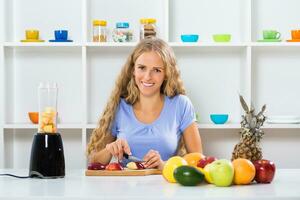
[28,112,39,124]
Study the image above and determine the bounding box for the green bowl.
[213,34,231,42]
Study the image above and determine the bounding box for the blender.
[29,82,65,178]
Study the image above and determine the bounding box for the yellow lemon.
[162,156,187,183]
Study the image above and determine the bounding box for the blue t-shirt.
[111,94,196,161]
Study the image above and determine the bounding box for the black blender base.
[29,132,65,178]
[29,171,65,179]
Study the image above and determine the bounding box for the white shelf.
[86,123,242,129]
[3,42,83,47]
[86,124,96,129]
[198,123,240,129]
[85,123,300,130]
[263,123,300,129]
[3,42,300,48]
[3,123,299,131]
[86,123,242,130]
[170,42,247,47]
[86,42,137,47]
[251,42,300,47]
[3,123,83,129]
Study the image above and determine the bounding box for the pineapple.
[232,95,266,162]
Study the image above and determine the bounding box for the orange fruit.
[28,112,39,124]
[183,152,205,167]
[232,158,256,185]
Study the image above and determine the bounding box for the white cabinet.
[1,0,300,169]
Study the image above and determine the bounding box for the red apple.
[105,162,124,171]
[253,159,276,183]
[197,156,217,168]
[88,162,107,170]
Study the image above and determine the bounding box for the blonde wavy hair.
[87,37,187,157]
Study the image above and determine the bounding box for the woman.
[87,38,202,170]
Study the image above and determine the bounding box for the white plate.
[267,115,300,120]
[266,116,300,124]
[266,120,300,124]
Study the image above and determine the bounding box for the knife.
[123,153,144,162]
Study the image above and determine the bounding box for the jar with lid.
[113,22,133,42]
[93,20,107,42]
[140,18,157,40]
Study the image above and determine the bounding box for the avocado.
[173,165,204,186]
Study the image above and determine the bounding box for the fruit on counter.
[173,165,204,186]
[196,164,213,184]
[135,162,146,169]
[197,156,217,168]
[43,125,54,133]
[209,159,234,187]
[105,162,124,171]
[126,162,145,170]
[183,152,205,167]
[28,112,39,124]
[127,162,138,170]
[253,159,276,183]
[203,164,214,183]
[88,162,107,170]
[232,158,256,185]
[39,106,57,133]
[162,156,187,183]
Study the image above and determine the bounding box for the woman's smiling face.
[133,51,166,98]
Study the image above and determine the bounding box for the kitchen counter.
[0,169,299,200]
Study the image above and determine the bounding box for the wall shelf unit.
[1,0,300,169]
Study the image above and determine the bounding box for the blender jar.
[38,82,58,134]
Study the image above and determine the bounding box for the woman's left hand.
[143,150,164,170]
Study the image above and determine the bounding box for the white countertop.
[0,169,300,200]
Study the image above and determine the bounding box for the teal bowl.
[210,114,229,124]
[181,34,199,42]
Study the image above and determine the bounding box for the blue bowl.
[181,34,199,42]
[210,114,229,124]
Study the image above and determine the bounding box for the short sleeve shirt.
[111,94,196,161]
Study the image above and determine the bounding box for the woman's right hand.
[105,138,131,161]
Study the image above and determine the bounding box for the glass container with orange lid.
[140,18,157,40]
[38,82,58,134]
[93,20,108,42]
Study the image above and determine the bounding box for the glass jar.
[140,18,157,40]
[113,22,133,42]
[93,20,107,42]
[38,82,58,134]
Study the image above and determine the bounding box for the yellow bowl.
[28,112,39,124]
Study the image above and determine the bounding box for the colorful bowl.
[181,34,199,42]
[28,112,39,124]
[210,114,229,124]
[212,34,231,42]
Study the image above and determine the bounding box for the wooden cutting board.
[85,169,162,176]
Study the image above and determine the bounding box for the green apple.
[209,159,234,187]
